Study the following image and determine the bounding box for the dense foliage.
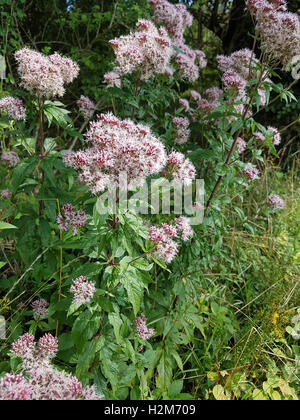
[0,0,299,400]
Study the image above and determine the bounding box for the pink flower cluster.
[0,96,26,120]
[149,0,193,44]
[222,71,247,100]
[63,113,167,194]
[254,126,281,145]
[57,204,87,236]
[103,71,121,88]
[217,48,272,107]
[246,0,300,71]
[148,217,193,263]
[70,275,96,305]
[243,166,260,181]
[1,151,20,167]
[267,194,284,209]
[0,333,102,400]
[14,48,79,98]
[189,87,223,121]
[134,313,154,340]
[267,126,281,145]
[173,116,190,144]
[174,216,194,241]
[167,151,196,186]
[109,19,172,80]
[236,137,247,154]
[149,0,207,82]
[1,189,12,198]
[31,299,49,319]
[179,98,190,111]
[77,95,95,120]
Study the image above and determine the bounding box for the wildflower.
[57,204,87,236]
[204,87,223,104]
[243,166,260,181]
[222,70,247,99]
[149,1,206,81]
[267,194,284,209]
[1,189,12,198]
[109,19,172,80]
[236,137,247,154]
[48,52,79,84]
[70,276,96,305]
[0,96,26,120]
[31,299,49,319]
[2,334,103,400]
[167,151,196,186]
[267,126,281,145]
[165,65,174,76]
[103,71,121,88]
[11,333,35,357]
[246,0,300,72]
[0,374,32,400]
[173,116,190,144]
[190,90,201,102]
[174,216,193,241]
[37,334,58,357]
[179,98,190,111]
[134,314,154,340]
[148,224,179,263]
[175,52,199,82]
[14,48,79,98]
[253,131,265,142]
[271,312,279,325]
[63,114,167,194]
[77,95,95,120]
[1,151,20,167]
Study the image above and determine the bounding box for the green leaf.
[0,222,18,230]
[108,311,123,343]
[168,380,183,397]
[156,351,173,392]
[123,270,145,316]
[213,384,228,400]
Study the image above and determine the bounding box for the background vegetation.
[0,0,299,400]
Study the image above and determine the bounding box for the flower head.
[57,204,87,236]
[1,189,12,198]
[243,166,260,181]
[77,95,95,120]
[134,314,154,340]
[0,96,26,120]
[267,194,284,209]
[63,114,167,194]
[14,48,79,97]
[1,151,20,167]
[31,299,49,319]
[168,151,196,186]
[70,276,96,305]
[109,19,172,80]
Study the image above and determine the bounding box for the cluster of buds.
[14,48,79,98]
[57,204,87,236]
[148,217,193,263]
[109,19,172,80]
[134,313,154,340]
[70,276,96,305]
[0,96,26,120]
[0,333,102,400]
